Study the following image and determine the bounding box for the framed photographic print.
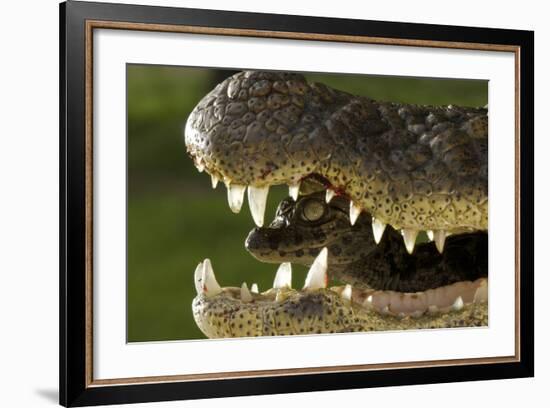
[59,0,534,406]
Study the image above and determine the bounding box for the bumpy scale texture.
[185,71,488,233]
[192,289,488,338]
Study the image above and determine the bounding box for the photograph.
[55,1,534,405]
[0,0,543,404]
[127,66,489,341]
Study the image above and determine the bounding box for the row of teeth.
[194,247,488,318]
[194,248,329,299]
[206,174,450,255]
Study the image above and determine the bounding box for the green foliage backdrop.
[127,65,487,342]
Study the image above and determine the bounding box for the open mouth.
[185,70,488,338]
[191,176,488,337]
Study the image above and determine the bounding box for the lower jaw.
[192,284,488,339]
[192,250,489,339]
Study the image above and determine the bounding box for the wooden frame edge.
[89,355,518,387]
[88,19,520,52]
[85,18,94,389]
[82,19,524,389]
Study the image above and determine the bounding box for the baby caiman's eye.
[300,199,325,222]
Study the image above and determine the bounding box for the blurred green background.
[127,65,488,342]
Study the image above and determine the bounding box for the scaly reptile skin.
[246,191,487,293]
[193,288,487,338]
[185,71,488,338]
[185,70,488,233]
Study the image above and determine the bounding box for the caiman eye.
[301,199,325,222]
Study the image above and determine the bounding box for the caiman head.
[185,70,488,243]
[185,70,489,339]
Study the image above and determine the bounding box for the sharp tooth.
[240,282,253,303]
[434,230,446,254]
[226,183,246,213]
[251,283,259,294]
[401,229,418,254]
[303,247,328,290]
[248,185,270,227]
[273,262,292,289]
[326,189,336,203]
[341,284,352,301]
[196,162,204,173]
[349,201,362,225]
[194,261,204,295]
[211,174,219,189]
[202,258,222,297]
[371,217,387,244]
[451,296,464,311]
[426,230,434,241]
[289,182,300,201]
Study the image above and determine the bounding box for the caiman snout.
[245,227,268,251]
[245,226,312,264]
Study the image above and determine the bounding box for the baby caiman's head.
[245,189,381,270]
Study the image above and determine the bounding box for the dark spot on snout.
[342,235,353,245]
[331,245,342,256]
[308,248,320,257]
[312,230,326,242]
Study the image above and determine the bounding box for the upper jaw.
[185,69,487,248]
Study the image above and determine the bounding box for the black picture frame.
[60,1,534,406]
